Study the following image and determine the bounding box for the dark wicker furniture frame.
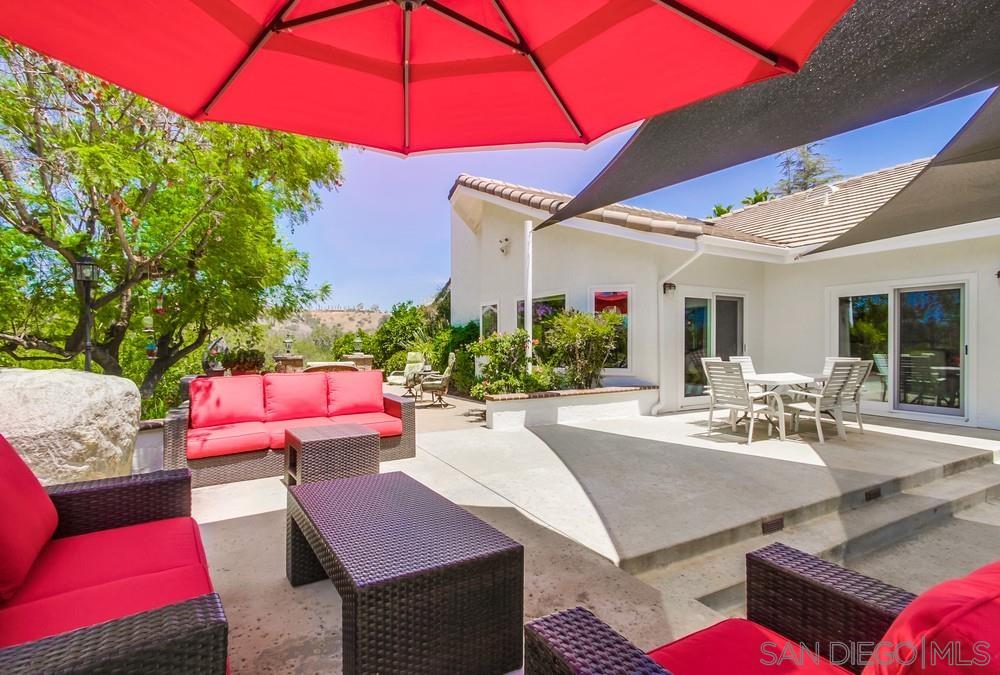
[0,469,228,674]
[284,423,380,485]
[524,542,918,675]
[164,392,415,487]
[286,472,524,675]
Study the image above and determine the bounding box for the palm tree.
[711,203,734,217]
[742,188,772,206]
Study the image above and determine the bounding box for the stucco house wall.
[450,185,1000,430]
[763,235,1000,428]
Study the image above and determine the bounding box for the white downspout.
[651,239,705,415]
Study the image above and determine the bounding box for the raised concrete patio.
[164,396,1000,673]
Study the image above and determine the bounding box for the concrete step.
[637,462,1000,614]
[621,445,996,574]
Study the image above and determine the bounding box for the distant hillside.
[269,309,388,339]
[307,308,389,334]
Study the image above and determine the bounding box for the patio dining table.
[745,373,818,391]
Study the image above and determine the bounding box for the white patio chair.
[785,361,854,443]
[808,356,860,391]
[841,360,874,433]
[729,355,764,393]
[702,358,785,445]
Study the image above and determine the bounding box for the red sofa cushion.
[186,421,269,460]
[6,517,207,607]
[188,375,265,429]
[330,411,402,438]
[0,516,212,649]
[862,561,1000,675]
[0,435,57,601]
[262,417,338,450]
[327,370,385,416]
[0,565,212,649]
[263,372,329,422]
[647,618,848,675]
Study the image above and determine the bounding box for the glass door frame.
[893,284,966,417]
[825,274,975,424]
[675,285,749,408]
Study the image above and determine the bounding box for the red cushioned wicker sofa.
[164,370,415,487]
[525,542,1000,675]
[0,435,226,673]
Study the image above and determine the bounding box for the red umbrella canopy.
[0,0,852,155]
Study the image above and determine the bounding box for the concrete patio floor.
[165,397,1000,673]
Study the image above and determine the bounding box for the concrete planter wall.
[485,386,658,430]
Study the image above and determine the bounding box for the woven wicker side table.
[284,424,380,486]
[286,472,524,675]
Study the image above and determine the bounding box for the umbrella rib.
[276,0,387,30]
[423,1,523,54]
[650,0,792,71]
[491,0,583,138]
[202,0,304,116]
[403,6,412,149]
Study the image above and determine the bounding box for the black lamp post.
[73,256,98,372]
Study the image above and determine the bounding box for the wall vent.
[761,516,785,535]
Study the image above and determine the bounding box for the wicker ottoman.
[286,472,524,675]
[284,424,380,486]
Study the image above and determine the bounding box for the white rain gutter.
[651,239,706,415]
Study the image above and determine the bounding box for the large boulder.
[0,368,139,485]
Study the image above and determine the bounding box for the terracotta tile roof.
[709,159,931,247]
[452,159,930,250]
[451,174,711,240]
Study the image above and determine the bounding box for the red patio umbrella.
[0,0,851,155]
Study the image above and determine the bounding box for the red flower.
[532,338,540,346]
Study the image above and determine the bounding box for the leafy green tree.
[710,203,734,217]
[373,302,428,366]
[741,187,773,205]
[774,143,841,196]
[0,42,341,396]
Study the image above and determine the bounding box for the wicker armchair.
[524,543,917,675]
[0,469,228,674]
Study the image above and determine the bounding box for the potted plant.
[222,347,266,375]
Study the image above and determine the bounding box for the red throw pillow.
[863,561,1000,674]
[262,373,328,421]
[327,370,385,416]
[0,435,58,600]
[188,375,265,429]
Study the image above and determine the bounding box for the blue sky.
[286,90,992,310]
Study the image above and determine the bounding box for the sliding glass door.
[682,293,745,399]
[835,283,965,417]
[896,286,964,415]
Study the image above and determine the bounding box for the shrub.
[468,330,529,383]
[382,349,408,375]
[221,347,265,373]
[545,310,624,388]
[451,350,476,396]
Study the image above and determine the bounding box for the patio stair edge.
[619,447,996,575]
[637,462,1000,615]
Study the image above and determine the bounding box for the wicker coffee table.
[284,424,379,486]
[286,472,524,675]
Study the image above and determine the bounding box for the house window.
[517,294,566,350]
[593,289,630,370]
[480,303,498,338]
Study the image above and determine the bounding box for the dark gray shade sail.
[540,0,1000,229]
[811,89,1000,253]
